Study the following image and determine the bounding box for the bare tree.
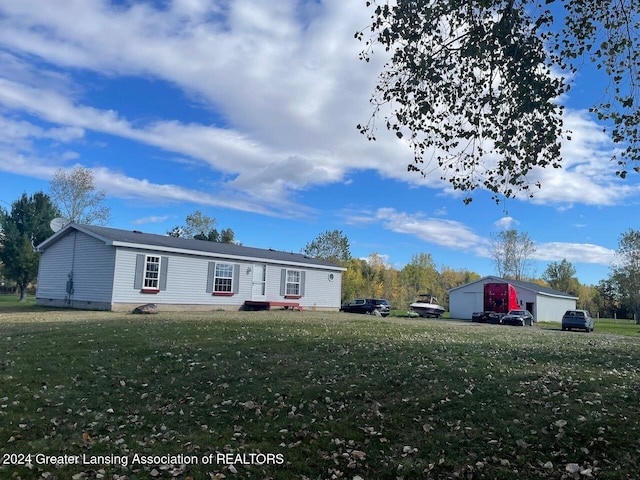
[489,229,536,280]
[49,166,110,225]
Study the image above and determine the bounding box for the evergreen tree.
[0,192,60,300]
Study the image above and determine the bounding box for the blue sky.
[0,0,638,286]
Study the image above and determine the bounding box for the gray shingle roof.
[505,277,577,298]
[41,223,344,270]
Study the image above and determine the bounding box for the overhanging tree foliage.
[357,0,639,203]
[0,192,60,300]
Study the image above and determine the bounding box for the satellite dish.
[50,217,67,233]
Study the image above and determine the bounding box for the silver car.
[561,310,594,332]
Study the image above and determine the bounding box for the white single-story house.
[448,276,578,322]
[36,223,345,312]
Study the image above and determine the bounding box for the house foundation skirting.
[36,297,112,311]
[36,298,339,313]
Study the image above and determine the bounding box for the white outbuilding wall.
[448,276,577,322]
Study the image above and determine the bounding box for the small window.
[214,263,234,293]
[280,268,305,298]
[207,262,239,295]
[286,269,301,296]
[144,256,160,290]
[134,254,168,292]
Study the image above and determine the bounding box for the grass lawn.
[0,293,37,311]
[538,317,640,337]
[1,305,640,479]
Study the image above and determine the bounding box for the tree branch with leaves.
[357,0,639,203]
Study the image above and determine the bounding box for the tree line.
[304,229,640,321]
[302,230,480,308]
[1,170,638,322]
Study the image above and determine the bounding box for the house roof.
[37,223,346,271]
[449,275,578,299]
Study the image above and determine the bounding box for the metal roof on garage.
[448,275,578,299]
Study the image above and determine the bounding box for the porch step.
[243,300,302,312]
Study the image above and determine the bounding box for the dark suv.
[340,298,390,317]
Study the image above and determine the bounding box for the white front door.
[252,264,266,300]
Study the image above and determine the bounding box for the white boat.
[410,295,445,318]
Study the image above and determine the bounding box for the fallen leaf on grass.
[566,463,580,474]
[554,419,567,428]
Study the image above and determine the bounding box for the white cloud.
[0,0,396,209]
[529,110,640,206]
[494,216,518,230]
[131,215,171,225]
[534,242,615,265]
[373,208,488,253]
[91,166,307,217]
[346,207,616,268]
[0,0,637,215]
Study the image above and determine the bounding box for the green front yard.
[1,305,639,479]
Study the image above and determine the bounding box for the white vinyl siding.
[115,250,247,306]
[38,227,344,311]
[448,277,577,322]
[36,231,115,304]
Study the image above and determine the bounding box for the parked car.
[472,311,501,324]
[340,298,390,317]
[562,310,594,332]
[501,309,534,326]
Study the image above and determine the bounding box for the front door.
[252,264,266,300]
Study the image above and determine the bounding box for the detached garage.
[36,223,345,312]
[448,276,578,322]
